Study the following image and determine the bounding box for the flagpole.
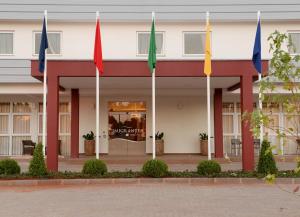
[152,12,156,159]
[42,10,47,156]
[96,11,100,160]
[206,11,212,160]
[207,76,211,160]
[257,11,263,148]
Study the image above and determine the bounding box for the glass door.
[108,102,146,155]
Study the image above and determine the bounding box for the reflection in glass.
[108,102,146,142]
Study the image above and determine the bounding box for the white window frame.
[281,104,300,154]
[0,31,14,56]
[37,103,44,142]
[37,102,71,136]
[0,103,11,155]
[182,31,209,57]
[287,31,300,55]
[38,102,71,155]
[222,102,236,155]
[136,31,165,57]
[58,102,71,137]
[11,102,33,156]
[262,102,281,154]
[32,31,62,56]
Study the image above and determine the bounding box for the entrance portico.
[31,60,268,172]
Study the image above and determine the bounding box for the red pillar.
[214,88,223,158]
[240,75,254,171]
[47,74,59,171]
[71,89,79,158]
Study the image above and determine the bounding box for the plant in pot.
[199,133,208,156]
[155,131,164,156]
[83,131,95,156]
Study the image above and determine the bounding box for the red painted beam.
[240,75,255,171]
[31,60,268,78]
[71,89,79,158]
[214,88,223,158]
[227,61,268,91]
[46,72,59,171]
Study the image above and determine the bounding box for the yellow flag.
[204,20,211,76]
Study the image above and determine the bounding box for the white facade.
[0,9,300,156]
[0,21,299,60]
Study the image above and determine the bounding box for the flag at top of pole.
[204,12,212,76]
[204,12,212,160]
[38,15,48,73]
[39,10,48,156]
[252,11,262,74]
[252,11,264,147]
[148,12,157,159]
[148,12,156,73]
[94,12,104,74]
[93,11,103,160]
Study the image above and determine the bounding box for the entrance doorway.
[108,101,146,155]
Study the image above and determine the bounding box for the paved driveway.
[0,184,299,217]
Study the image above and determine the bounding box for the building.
[0,0,300,171]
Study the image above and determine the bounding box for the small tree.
[28,143,47,177]
[250,30,300,156]
[257,140,277,174]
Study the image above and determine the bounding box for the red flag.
[94,18,104,74]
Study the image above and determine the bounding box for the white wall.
[156,96,208,153]
[0,21,299,60]
[78,93,213,154]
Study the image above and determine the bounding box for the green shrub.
[0,159,20,175]
[142,159,168,178]
[29,143,47,177]
[257,140,277,174]
[197,160,221,175]
[296,160,300,174]
[82,159,107,175]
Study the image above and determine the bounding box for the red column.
[47,74,59,171]
[240,75,254,171]
[214,88,223,158]
[71,89,79,158]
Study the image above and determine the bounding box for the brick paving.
[0,184,299,217]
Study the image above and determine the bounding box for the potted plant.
[155,131,164,156]
[83,131,95,156]
[199,133,208,156]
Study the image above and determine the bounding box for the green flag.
[148,18,156,73]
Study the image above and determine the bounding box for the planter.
[155,139,164,156]
[84,140,95,156]
[200,140,208,156]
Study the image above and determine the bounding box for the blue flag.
[252,18,261,74]
[38,18,48,73]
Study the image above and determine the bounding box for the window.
[34,32,61,55]
[0,32,13,55]
[288,32,300,54]
[222,103,235,155]
[12,102,32,155]
[137,32,164,55]
[38,102,71,156]
[0,103,10,155]
[183,32,206,55]
[222,102,257,156]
